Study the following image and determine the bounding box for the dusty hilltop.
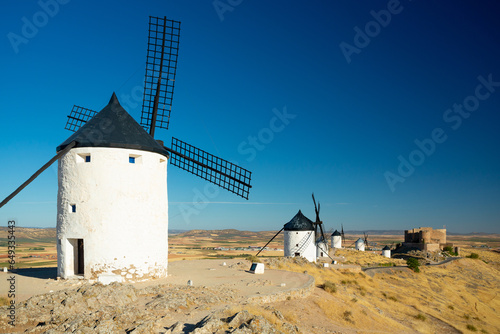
[1,248,500,333]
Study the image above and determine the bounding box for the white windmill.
[283,210,317,262]
[382,245,391,258]
[331,230,342,249]
[355,237,365,251]
[256,194,333,263]
[0,16,252,282]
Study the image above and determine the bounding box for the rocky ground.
[0,281,301,333]
[0,258,311,333]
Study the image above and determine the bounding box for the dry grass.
[266,251,500,333]
[334,248,406,267]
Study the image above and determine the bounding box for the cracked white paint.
[57,147,168,280]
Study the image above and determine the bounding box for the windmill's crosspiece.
[141,16,180,133]
[65,106,97,132]
[170,137,252,199]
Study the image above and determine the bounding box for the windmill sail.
[312,193,326,242]
[65,105,97,132]
[168,137,252,199]
[141,16,180,136]
[61,16,252,200]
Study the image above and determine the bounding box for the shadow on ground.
[12,267,57,279]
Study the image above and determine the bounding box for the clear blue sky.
[1,1,499,233]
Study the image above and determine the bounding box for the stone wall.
[404,227,447,245]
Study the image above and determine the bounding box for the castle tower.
[331,230,342,249]
[56,94,169,282]
[283,210,316,262]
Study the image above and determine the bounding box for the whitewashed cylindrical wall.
[355,238,365,251]
[57,147,168,281]
[316,241,328,258]
[284,230,316,262]
[331,235,342,249]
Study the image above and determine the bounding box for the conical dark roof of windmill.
[284,210,314,231]
[331,230,341,237]
[382,245,391,250]
[57,93,169,157]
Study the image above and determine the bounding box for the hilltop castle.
[403,227,448,252]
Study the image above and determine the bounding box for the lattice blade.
[169,137,252,200]
[140,16,181,134]
[65,105,97,132]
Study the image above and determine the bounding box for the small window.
[129,154,142,164]
[77,153,91,163]
[71,204,76,213]
[296,244,299,247]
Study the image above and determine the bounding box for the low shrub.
[343,310,353,323]
[407,258,420,273]
[321,281,337,294]
[379,262,396,267]
[466,324,478,332]
[443,246,457,256]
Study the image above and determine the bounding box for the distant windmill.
[330,229,342,249]
[257,194,333,262]
[1,16,253,282]
[312,193,329,258]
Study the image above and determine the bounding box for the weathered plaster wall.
[284,230,316,262]
[57,147,168,281]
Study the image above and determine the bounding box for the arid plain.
[1,227,499,333]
